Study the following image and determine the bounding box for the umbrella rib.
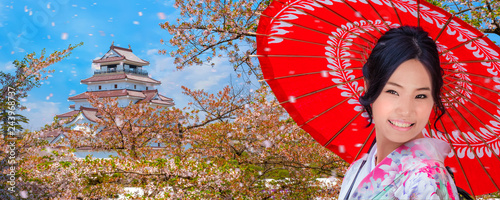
[254,32,367,54]
[263,67,363,81]
[279,77,364,104]
[437,118,476,197]
[442,84,500,163]
[442,98,500,192]
[251,54,364,62]
[366,0,391,30]
[298,89,364,125]
[388,0,402,25]
[442,59,500,65]
[444,74,500,96]
[417,0,421,27]
[443,68,500,81]
[444,76,500,116]
[439,34,487,56]
[259,13,371,51]
[353,126,375,161]
[323,109,364,147]
[434,14,455,42]
[427,121,433,138]
[275,0,376,45]
[337,0,383,36]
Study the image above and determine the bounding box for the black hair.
[359,26,445,129]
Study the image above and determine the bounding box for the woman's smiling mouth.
[388,120,415,128]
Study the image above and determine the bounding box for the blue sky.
[0,0,240,130]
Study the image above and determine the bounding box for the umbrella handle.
[344,139,376,199]
[344,159,367,200]
[446,166,474,200]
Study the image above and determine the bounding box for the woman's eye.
[386,90,398,95]
[416,94,427,99]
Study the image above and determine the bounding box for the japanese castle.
[45,43,174,145]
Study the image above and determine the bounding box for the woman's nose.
[396,97,413,116]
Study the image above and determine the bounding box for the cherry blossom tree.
[435,0,500,35]
[0,43,82,135]
[11,84,345,199]
[0,43,82,199]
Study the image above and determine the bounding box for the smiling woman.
[338,26,460,199]
[372,59,434,162]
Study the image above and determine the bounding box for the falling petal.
[288,96,296,103]
[339,145,346,153]
[321,70,329,77]
[133,21,140,25]
[20,191,28,198]
[61,33,68,40]
[262,140,272,148]
[355,11,362,18]
[355,143,362,147]
[138,11,143,16]
[51,22,55,26]
[157,12,166,20]
[264,47,271,52]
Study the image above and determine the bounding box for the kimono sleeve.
[393,166,458,200]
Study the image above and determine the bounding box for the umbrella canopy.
[256,0,500,196]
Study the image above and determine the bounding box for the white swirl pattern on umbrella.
[325,20,391,117]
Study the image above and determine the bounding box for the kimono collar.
[377,137,451,170]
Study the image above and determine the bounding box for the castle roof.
[93,44,149,65]
[56,107,102,123]
[81,73,161,84]
[67,89,174,106]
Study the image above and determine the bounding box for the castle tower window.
[115,84,117,89]
[146,87,148,90]
[99,85,102,90]
[134,85,136,89]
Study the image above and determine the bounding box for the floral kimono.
[339,138,459,199]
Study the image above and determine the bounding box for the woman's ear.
[363,78,368,91]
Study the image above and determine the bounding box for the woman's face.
[372,59,434,146]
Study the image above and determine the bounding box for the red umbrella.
[256,0,500,196]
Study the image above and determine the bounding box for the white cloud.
[146,53,233,109]
[19,101,61,131]
[1,61,15,72]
